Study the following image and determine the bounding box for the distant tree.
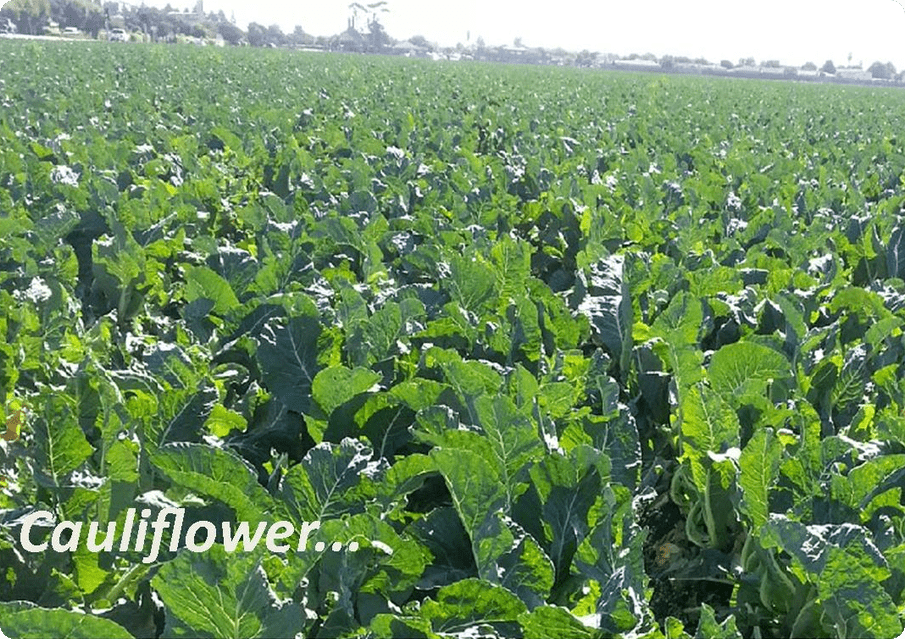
[363,1,390,50]
[246,21,265,46]
[738,57,756,67]
[3,0,51,34]
[868,61,887,78]
[762,59,781,68]
[627,52,639,60]
[801,61,817,71]
[576,49,595,67]
[660,55,675,70]
[84,7,103,37]
[693,57,709,65]
[217,20,243,45]
[640,52,657,61]
[288,25,311,46]
[720,59,734,69]
[513,36,522,47]
[366,16,390,50]
[868,61,896,79]
[821,59,836,74]
[409,34,431,48]
[266,23,284,46]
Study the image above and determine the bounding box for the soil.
[639,493,735,632]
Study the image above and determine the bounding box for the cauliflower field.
[1,41,905,638]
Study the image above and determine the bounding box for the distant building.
[391,40,429,57]
[676,62,723,74]
[836,67,872,82]
[613,58,660,71]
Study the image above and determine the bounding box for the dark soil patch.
[638,492,735,632]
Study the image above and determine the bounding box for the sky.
[118,0,905,69]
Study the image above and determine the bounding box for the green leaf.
[528,447,602,584]
[281,513,430,637]
[518,606,597,639]
[152,385,219,449]
[204,404,247,438]
[693,604,742,639]
[448,253,498,314]
[441,357,503,404]
[432,447,507,540]
[886,223,905,279]
[573,485,648,634]
[0,603,132,639]
[152,443,277,522]
[472,394,543,506]
[738,427,783,530]
[432,447,553,604]
[761,516,902,638]
[679,385,740,491]
[281,438,381,522]
[575,410,640,490]
[651,291,702,346]
[256,315,322,415]
[709,341,790,401]
[831,455,905,523]
[575,255,633,378]
[32,394,93,483]
[312,365,382,416]
[184,265,240,315]
[419,579,527,634]
[153,546,300,639]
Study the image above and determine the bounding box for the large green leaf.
[304,514,432,636]
[432,447,554,604]
[574,255,633,378]
[693,604,742,639]
[280,438,381,522]
[184,265,240,316]
[709,341,790,401]
[651,291,702,346]
[152,443,277,521]
[431,447,506,541]
[679,384,740,491]
[0,603,132,639]
[256,315,322,414]
[32,394,93,484]
[518,605,597,639]
[419,579,527,635]
[153,546,300,639]
[472,394,543,506]
[738,427,783,530]
[761,516,902,638]
[886,223,905,279]
[311,365,382,417]
[528,446,602,585]
[573,485,648,634]
[831,454,905,523]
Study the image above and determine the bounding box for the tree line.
[1,0,901,82]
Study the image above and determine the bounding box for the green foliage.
[2,41,905,639]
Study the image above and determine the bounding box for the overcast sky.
[130,0,905,68]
